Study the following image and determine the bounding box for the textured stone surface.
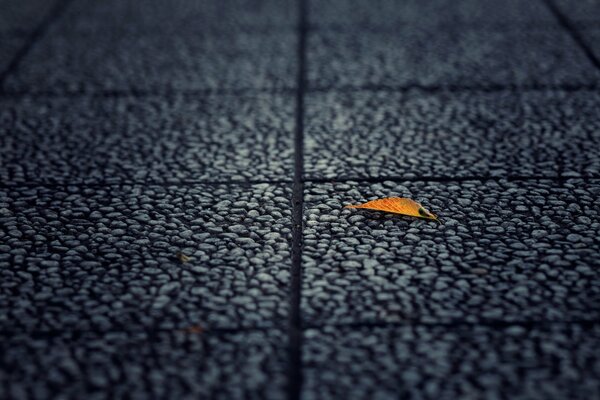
[579,28,600,67]
[4,31,296,93]
[554,0,600,23]
[0,0,56,34]
[302,180,600,324]
[0,184,291,331]
[3,0,600,398]
[309,0,556,29]
[305,90,600,179]
[307,27,600,90]
[0,36,24,75]
[1,330,286,399]
[303,324,600,400]
[0,95,294,184]
[59,0,296,33]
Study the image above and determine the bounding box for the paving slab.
[307,27,600,90]
[3,30,296,93]
[1,329,286,399]
[554,0,600,24]
[0,95,294,184]
[302,180,600,325]
[303,324,600,400]
[0,36,26,76]
[0,0,57,34]
[309,0,556,30]
[58,0,296,33]
[0,183,291,331]
[577,28,600,66]
[304,90,600,180]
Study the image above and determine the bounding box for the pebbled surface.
[309,0,556,30]
[1,330,286,399]
[302,180,600,325]
[0,184,291,331]
[3,0,600,398]
[578,28,600,68]
[0,36,25,76]
[554,0,600,24]
[307,27,600,90]
[4,31,297,93]
[0,0,57,34]
[303,324,600,400]
[58,0,296,34]
[0,95,294,184]
[304,90,600,180]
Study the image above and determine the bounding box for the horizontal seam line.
[2,84,599,99]
[3,176,599,189]
[1,319,598,338]
[303,175,598,184]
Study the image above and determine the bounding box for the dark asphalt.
[1,0,600,399]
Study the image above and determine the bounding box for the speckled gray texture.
[58,0,296,33]
[0,95,294,184]
[3,0,600,398]
[579,28,600,66]
[305,90,600,179]
[309,0,556,29]
[302,180,600,325]
[554,0,600,23]
[3,31,296,93]
[307,27,600,90]
[0,36,25,75]
[303,324,600,400]
[1,329,286,399]
[0,184,291,331]
[0,0,57,34]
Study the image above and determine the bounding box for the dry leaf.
[176,252,192,263]
[181,325,204,334]
[345,197,439,221]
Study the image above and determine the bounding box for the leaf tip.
[176,252,192,263]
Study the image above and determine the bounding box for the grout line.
[1,83,598,100]
[0,179,293,189]
[304,175,580,184]
[543,0,600,70]
[0,325,285,338]
[288,0,307,399]
[307,83,600,94]
[3,175,598,190]
[0,0,74,92]
[2,318,598,339]
[303,319,600,331]
[0,87,296,99]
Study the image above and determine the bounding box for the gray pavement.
[1,0,600,399]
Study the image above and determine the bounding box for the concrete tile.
[57,0,296,33]
[0,95,294,184]
[554,0,600,24]
[309,0,556,30]
[0,184,292,330]
[307,27,600,90]
[302,180,600,325]
[305,90,600,180]
[0,36,25,76]
[1,329,286,399]
[4,31,296,93]
[303,324,600,400]
[0,0,57,34]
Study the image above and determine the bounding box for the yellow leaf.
[181,325,204,334]
[345,197,439,221]
[176,252,192,263]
